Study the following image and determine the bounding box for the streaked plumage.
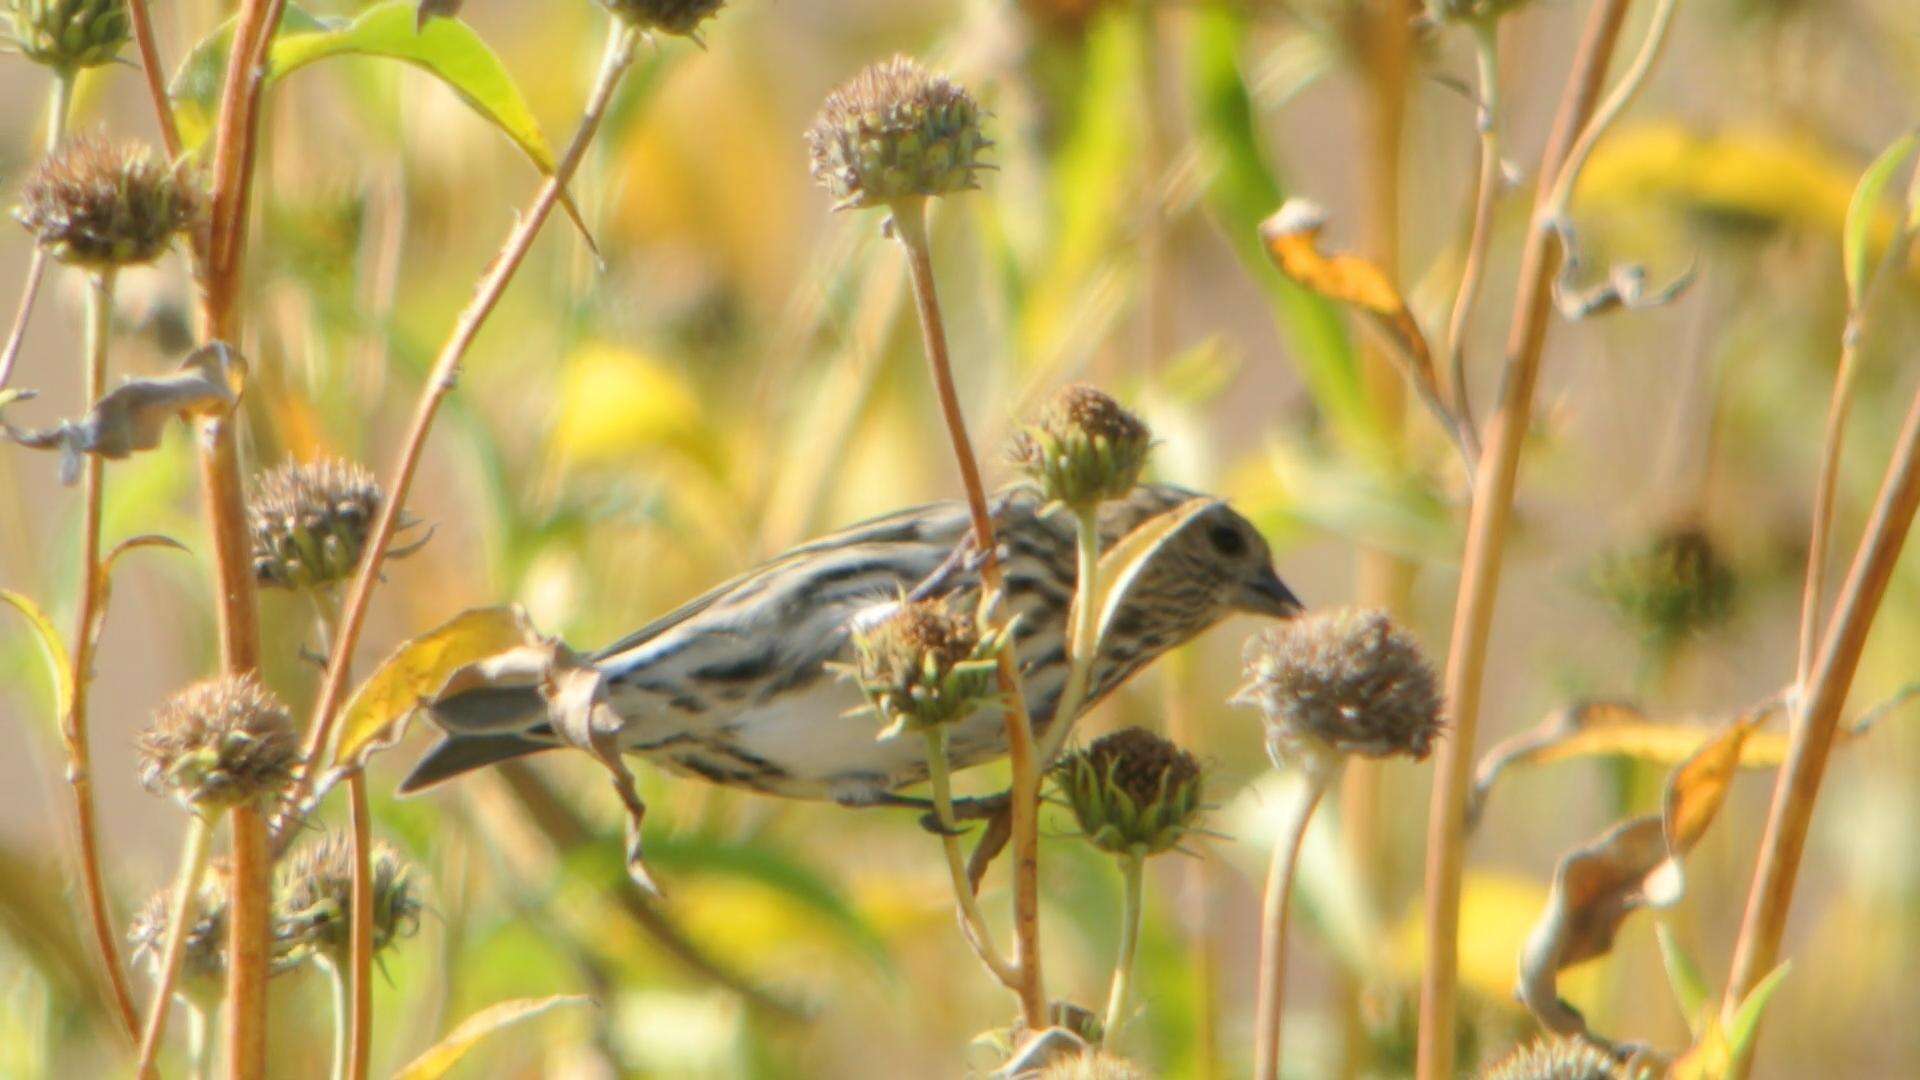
[402,483,1301,805]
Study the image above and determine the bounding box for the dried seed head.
[807,55,989,211]
[1055,727,1203,858]
[1011,384,1152,512]
[247,459,384,591]
[275,834,424,961]
[7,0,130,71]
[1478,1037,1624,1080]
[844,596,1009,739]
[1037,1051,1153,1080]
[128,880,230,994]
[1233,608,1444,765]
[137,675,299,812]
[597,0,724,36]
[1592,526,1735,652]
[14,135,202,270]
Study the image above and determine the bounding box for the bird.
[399,482,1302,808]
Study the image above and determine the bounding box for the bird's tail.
[398,684,557,795]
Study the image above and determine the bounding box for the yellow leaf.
[392,994,593,1080]
[330,605,537,769]
[1258,199,1433,375]
[1,590,74,728]
[549,343,703,467]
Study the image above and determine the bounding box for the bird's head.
[1095,488,1304,641]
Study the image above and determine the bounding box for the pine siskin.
[404,482,1302,807]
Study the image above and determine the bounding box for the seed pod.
[843,596,1010,740]
[1233,608,1444,766]
[1011,384,1152,513]
[1054,726,1203,858]
[806,55,990,211]
[1478,1036,1625,1080]
[275,833,424,961]
[596,0,724,36]
[137,675,300,813]
[14,135,202,271]
[128,880,230,996]
[246,459,385,591]
[7,0,130,71]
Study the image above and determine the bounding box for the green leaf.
[0,590,72,723]
[1188,7,1371,453]
[170,3,591,243]
[393,995,593,1080]
[1842,130,1918,309]
[1655,921,1711,1038]
[1724,962,1791,1062]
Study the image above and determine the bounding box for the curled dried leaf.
[416,0,463,30]
[0,342,242,483]
[1516,719,1754,1047]
[1549,220,1696,320]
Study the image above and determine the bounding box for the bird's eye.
[1207,524,1247,557]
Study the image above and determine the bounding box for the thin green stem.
[1443,18,1501,435]
[1102,855,1145,1042]
[184,1002,211,1080]
[1037,507,1105,768]
[321,957,349,1080]
[0,73,76,395]
[309,590,375,1080]
[1541,0,1683,229]
[1255,753,1342,1080]
[922,727,1020,986]
[135,812,218,1078]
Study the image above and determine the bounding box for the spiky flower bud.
[7,0,129,71]
[247,459,388,591]
[1478,1036,1624,1080]
[843,597,1010,740]
[128,881,230,995]
[596,0,724,35]
[1055,727,1203,858]
[14,135,201,271]
[806,55,990,211]
[1038,1052,1154,1080]
[275,834,423,962]
[1592,526,1734,652]
[137,675,300,813]
[1233,608,1444,767]
[1011,384,1152,512]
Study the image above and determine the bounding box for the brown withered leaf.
[1469,699,1786,830]
[416,0,463,31]
[1,342,242,483]
[1258,198,1437,389]
[1516,718,1755,1046]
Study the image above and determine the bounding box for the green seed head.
[1592,526,1736,653]
[1233,608,1444,766]
[137,676,300,813]
[275,834,424,962]
[14,135,202,271]
[1055,727,1203,858]
[597,0,725,36]
[7,0,129,71]
[1011,384,1152,512]
[844,596,1009,739]
[247,459,385,591]
[807,55,990,211]
[1478,1037,1625,1080]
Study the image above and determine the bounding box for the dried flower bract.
[1478,1036,1625,1080]
[1234,607,1444,765]
[7,0,129,71]
[843,596,1009,739]
[14,135,201,271]
[247,459,394,591]
[275,834,424,961]
[1012,384,1152,512]
[137,675,299,812]
[807,55,990,211]
[597,0,725,37]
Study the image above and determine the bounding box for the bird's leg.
[864,790,1013,835]
[965,804,1014,895]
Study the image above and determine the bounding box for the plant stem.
[1035,507,1104,767]
[1442,18,1502,433]
[311,590,374,1080]
[321,957,349,1080]
[58,270,143,1046]
[890,197,1048,1029]
[125,0,185,159]
[1796,324,1864,691]
[224,803,271,1079]
[0,73,74,395]
[1413,4,1634,1077]
[287,21,642,828]
[1539,0,1683,229]
[922,728,1021,986]
[135,812,217,1078]
[1254,754,1341,1080]
[1721,331,1920,1080]
[1102,854,1145,1042]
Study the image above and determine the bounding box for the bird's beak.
[1239,565,1304,619]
